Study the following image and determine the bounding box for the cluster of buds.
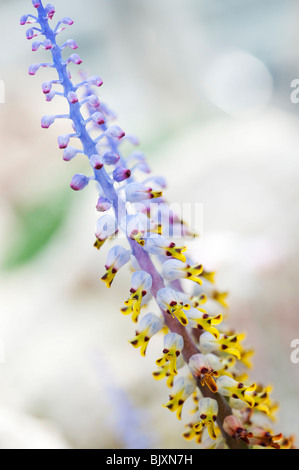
[21,0,294,449]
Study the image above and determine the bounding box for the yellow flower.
[156,332,184,376]
[152,355,185,387]
[187,309,223,338]
[217,376,256,408]
[162,259,204,285]
[163,376,196,420]
[121,271,152,323]
[200,331,245,360]
[189,353,219,393]
[130,313,163,356]
[193,398,218,440]
[156,287,190,326]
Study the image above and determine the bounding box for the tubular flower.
[186,308,223,338]
[94,214,118,250]
[183,417,205,444]
[193,398,219,440]
[125,182,162,202]
[156,287,190,326]
[205,352,236,377]
[163,376,196,420]
[216,376,256,408]
[162,259,204,285]
[239,349,254,369]
[156,332,184,376]
[223,415,253,445]
[200,331,245,360]
[248,385,273,415]
[152,355,185,388]
[101,245,131,288]
[201,270,216,284]
[21,0,289,450]
[191,294,208,307]
[130,313,164,356]
[122,213,161,247]
[189,354,219,393]
[211,290,229,309]
[146,236,187,263]
[247,427,283,449]
[122,271,152,323]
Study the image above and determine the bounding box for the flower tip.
[70,174,90,191]
[90,154,104,170]
[32,0,41,8]
[113,167,131,183]
[67,91,79,104]
[41,115,55,129]
[20,15,28,26]
[45,4,56,20]
[69,54,82,65]
[28,63,40,75]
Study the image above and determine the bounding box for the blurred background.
[0,0,299,449]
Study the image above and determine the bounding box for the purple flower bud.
[32,0,41,8]
[88,95,100,107]
[105,125,125,140]
[70,174,90,191]
[65,39,78,50]
[90,154,104,170]
[69,54,82,65]
[113,166,131,183]
[45,4,55,19]
[28,63,40,75]
[57,134,70,149]
[102,152,120,165]
[88,75,103,87]
[91,112,105,125]
[63,146,80,161]
[96,196,112,212]
[61,17,74,26]
[41,115,55,128]
[68,91,78,104]
[42,81,52,94]
[26,28,35,40]
[44,39,53,50]
[32,41,41,51]
[45,90,56,102]
[20,15,30,25]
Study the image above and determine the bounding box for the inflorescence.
[20,0,294,449]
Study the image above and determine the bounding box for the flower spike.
[21,0,289,450]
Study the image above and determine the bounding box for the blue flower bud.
[102,152,120,166]
[70,173,89,191]
[113,166,131,183]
